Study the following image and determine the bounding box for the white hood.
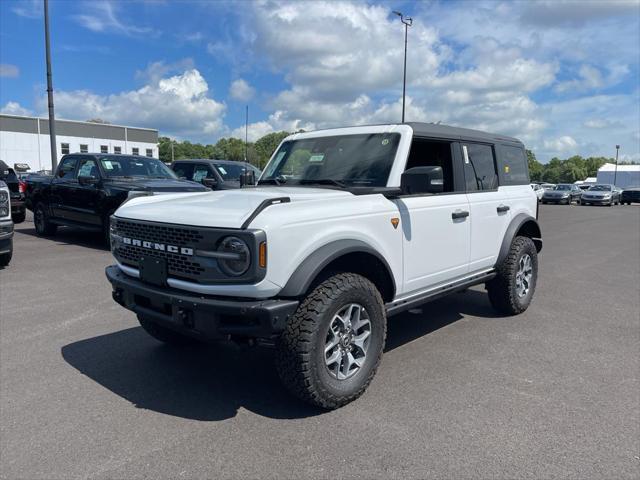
[114,186,353,229]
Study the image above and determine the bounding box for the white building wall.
[0,130,157,172]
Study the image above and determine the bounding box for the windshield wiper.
[299,179,347,188]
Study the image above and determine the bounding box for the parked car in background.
[579,184,620,206]
[620,187,640,205]
[171,159,262,190]
[25,153,207,243]
[541,183,556,191]
[541,183,582,205]
[0,180,14,267]
[0,160,26,223]
[530,183,544,200]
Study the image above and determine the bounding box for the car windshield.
[259,133,401,188]
[214,163,253,181]
[589,185,611,191]
[99,156,176,179]
[554,185,571,190]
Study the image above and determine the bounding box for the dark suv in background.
[0,160,26,223]
[171,159,261,190]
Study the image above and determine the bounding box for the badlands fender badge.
[391,217,400,229]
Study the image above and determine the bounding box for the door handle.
[497,205,510,213]
[451,210,469,220]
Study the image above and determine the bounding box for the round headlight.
[217,236,251,276]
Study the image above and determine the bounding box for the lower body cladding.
[105,265,299,341]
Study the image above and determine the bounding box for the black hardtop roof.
[406,122,522,145]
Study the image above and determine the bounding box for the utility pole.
[44,0,58,171]
[614,144,620,186]
[244,105,249,163]
[393,11,412,123]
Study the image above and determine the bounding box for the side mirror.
[400,166,444,195]
[202,178,218,189]
[78,175,99,186]
[239,169,256,188]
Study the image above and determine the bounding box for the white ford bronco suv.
[106,123,542,409]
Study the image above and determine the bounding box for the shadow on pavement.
[16,225,108,251]
[61,289,499,421]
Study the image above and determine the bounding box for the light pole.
[393,11,412,123]
[614,144,620,186]
[44,0,57,171]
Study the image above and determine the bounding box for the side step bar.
[385,270,496,317]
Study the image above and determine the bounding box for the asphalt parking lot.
[1,204,638,479]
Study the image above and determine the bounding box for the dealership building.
[0,114,158,172]
[596,163,640,189]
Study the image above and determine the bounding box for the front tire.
[34,203,57,236]
[137,315,200,346]
[0,251,11,267]
[12,211,26,224]
[487,236,538,315]
[276,273,386,409]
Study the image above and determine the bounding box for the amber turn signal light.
[259,241,267,268]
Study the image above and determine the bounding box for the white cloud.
[11,0,42,18]
[36,69,226,139]
[72,1,155,36]
[544,136,578,152]
[229,79,255,102]
[0,102,32,116]
[135,58,195,85]
[0,64,19,78]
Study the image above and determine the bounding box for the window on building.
[463,143,498,191]
[80,144,88,153]
[100,145,108,154]
[146,149,153,157]
[132,148,139,156]
[61,143,70,155]
[114,146,122,154]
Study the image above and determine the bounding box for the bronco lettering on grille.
[121,236,194,256]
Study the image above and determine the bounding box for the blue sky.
[0,0,638,162]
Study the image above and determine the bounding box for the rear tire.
[487,236,538,315]
[276,273,386,409]
[12,211,25,224]
[137,315,200,346]
[34,203,57,236]
[0,251,11,267]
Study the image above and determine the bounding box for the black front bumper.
[106,265,299,340]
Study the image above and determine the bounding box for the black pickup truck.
[25,153,207,242]
[0,160,26,224]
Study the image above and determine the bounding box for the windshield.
[99,156,176,179]
[554,184,571,190]
[214,163,254,181]
[259,133,401,187]
[589,185,612,191]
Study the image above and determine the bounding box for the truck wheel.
[137,315,200,346]
[275,273,386,409]
[0,251,11,267]
[12,211,25,224]
[34,203,57,236]
[487,236,538,315]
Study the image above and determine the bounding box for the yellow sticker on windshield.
[505,165,510,173]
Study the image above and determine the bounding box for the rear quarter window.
[497,145,529,185]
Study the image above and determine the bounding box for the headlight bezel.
[216,235,252,277]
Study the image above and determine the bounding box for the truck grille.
[112,218,206,280]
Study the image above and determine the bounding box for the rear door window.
[497,145,529,185]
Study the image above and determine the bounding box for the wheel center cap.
[340,334,352,348]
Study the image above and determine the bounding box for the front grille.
[113,218,206,280]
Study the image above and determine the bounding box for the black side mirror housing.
[78,175,99,186]
[400,166,444,195]
[202,178,218,189]
[239,169,256,188]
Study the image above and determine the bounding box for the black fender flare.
[496,213,542,267]
[279,239,396,298]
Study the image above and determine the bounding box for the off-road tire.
[487,236,538,315]
[34,203,57,236]
[12,211,26,224]
[0,251,11,267]
[138,315,200,346]
[275,273,386,409]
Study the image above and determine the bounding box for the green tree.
[526,149,544,181]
